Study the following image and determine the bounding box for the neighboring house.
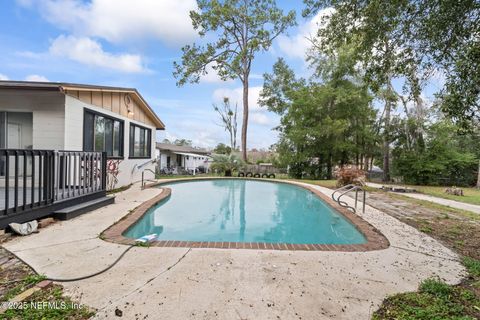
[156,143,211,173]
[0,81,165,227]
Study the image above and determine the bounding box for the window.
[129,123,151,158]
[83,110,123,157]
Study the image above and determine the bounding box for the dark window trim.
[129,122,152,159]
[0,112,6,149]
[83,108,125,159]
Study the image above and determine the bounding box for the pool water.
[124,179,366,244]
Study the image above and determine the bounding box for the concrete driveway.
[3,181,465,320]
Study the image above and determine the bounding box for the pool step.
[53,196,115,220]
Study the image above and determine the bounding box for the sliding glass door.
[0,112,33,149]
[0,111,33,176]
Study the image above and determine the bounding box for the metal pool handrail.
[332,184,366,214]
[141,169,157,189]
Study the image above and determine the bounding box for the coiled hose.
[6,244,135,283]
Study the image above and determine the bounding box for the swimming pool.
[123,179,367,245]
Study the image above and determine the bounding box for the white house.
[0,81,165,189]
[156,143,211,174]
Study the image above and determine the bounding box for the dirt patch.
[366,191,480,260]
[0,248,35,300]
[366,190,480,319]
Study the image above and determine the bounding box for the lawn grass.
[378,183,480,206]
[1,275,46,302]
[290,179,338,188]
[1,274,93,319]
[413,185,480,206]
[373,278,480,320]
[2,284,94,319]
[155,173,223,180]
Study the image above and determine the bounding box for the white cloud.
[29,0,197,47]
[49,35,148,73]
[277,7,334,60]
[251,112,271,126]
[25,74,49,82]
[162,120,224,149]
[249,74,264,80]
[15,0,34,7]
[200,64,235,84]
[0,74,9,80]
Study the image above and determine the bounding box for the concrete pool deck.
[3,180,465,319]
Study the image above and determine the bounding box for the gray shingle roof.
[156,143,210,155]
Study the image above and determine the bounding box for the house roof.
[156,143,210,155]
[0,80,165,129]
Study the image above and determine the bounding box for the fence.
[1,149,106,217]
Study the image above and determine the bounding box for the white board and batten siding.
[65,95,157,188]
[0,86,162,188]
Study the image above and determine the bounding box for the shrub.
[334,165,365,187]
[211,154,244,176]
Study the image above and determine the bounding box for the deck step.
[53,196,115,220]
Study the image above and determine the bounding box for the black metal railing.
[1,149,107,216]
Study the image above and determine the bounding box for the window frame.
[129,122,152,159]
[0,112,6,149]
[83,109,124,159]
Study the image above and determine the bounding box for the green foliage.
[463,257,480,277]
[303,0,480,128]
[174,0,296,160]
[2,274,47,302]
[373,278,480,320]
[135,241,151,248]
[23,274,47,286]
[3,285,94,319]
[213,143,232,155]
[419,278,454,299]
[210,154,244,176]
[392,120,479,186]
[260,50,379,179]
[174,0,296,86]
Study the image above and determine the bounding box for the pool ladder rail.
[331,184,366,214]
[141,169,157,189]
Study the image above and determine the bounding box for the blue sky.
[0,0,317,149]
[0,1,444,149]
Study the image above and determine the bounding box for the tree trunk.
[241,80,249,161]
[477,160,480,188]
[326,153,333,180]
[383,95,391,182]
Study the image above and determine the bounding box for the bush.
[210,154,244,176]
[334,165,365,187]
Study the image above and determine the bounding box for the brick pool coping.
[101,178,390,251]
